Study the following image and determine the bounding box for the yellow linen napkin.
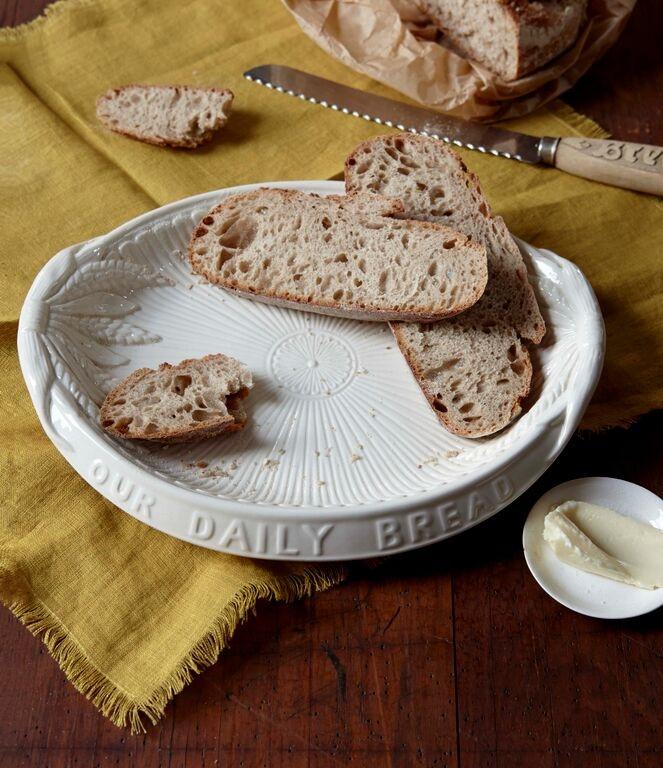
[0,0,661,732]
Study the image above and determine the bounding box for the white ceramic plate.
[18,181,604,561]
[523,477,663,619]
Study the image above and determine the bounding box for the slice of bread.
[188,188,488,322]
[391,321,532,437]
[345,133,545,437]
[100,354,252,443]
[415,0,587,80]
[96,85,233,148]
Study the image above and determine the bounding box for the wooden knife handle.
[549,137,663,196]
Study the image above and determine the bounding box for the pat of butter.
[543,501,663,590]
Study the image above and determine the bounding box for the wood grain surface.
[1,1,661,767]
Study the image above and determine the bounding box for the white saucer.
[523,477,663,619]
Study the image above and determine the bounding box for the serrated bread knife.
[244,65,663,197]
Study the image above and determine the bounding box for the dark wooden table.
[1,1,661,766]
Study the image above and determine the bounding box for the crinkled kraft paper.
[283,0,636,121]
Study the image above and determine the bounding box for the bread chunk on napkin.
[96,85,233,148]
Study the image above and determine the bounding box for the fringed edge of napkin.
[0,0,98,41]
[580,404,661,433]
[545,100,610,141]
[0,562,346,732]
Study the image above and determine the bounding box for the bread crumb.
[277,448,286,455]
[314,450,321,458]
[356,368,369,375]
[206,467,231,479]
[418,451,458,466]
[263,459,280,471]
[350,453,362,463]
[316,480,326,487]
[196,461,208,469]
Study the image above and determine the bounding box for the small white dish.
[523,477,663,619]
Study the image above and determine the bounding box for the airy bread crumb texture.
[96,85,234,148]
[346,133,545,437]
[188,188,488,322]
[415,0,587,80]
[100,354,253,443]
[393,322,532,436]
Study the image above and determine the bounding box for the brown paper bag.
[283,0,635,121]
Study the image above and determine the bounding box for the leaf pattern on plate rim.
[28,249,174,423]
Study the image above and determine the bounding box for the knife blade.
[244,64,556,165]
[243,64,663,196]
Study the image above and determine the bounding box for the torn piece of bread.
[96,85,233,148]
[413,0,587,80]
[100,354,252,443]
[188,188,488,322]
[345,133,545,438]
